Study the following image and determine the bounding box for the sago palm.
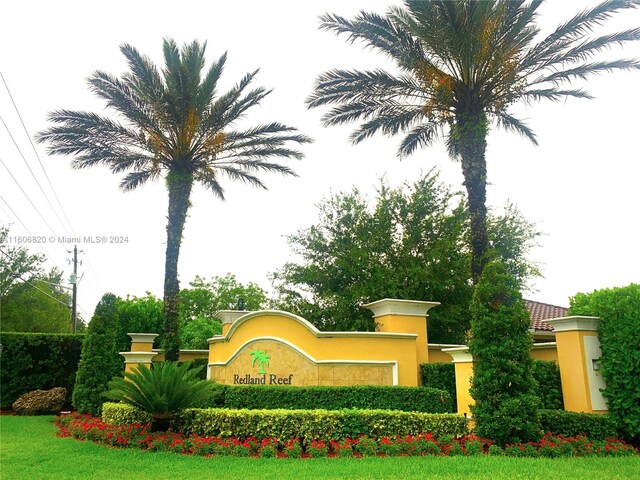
[308,0,640,283]
[103,361,214,431]
[37,39,312,360]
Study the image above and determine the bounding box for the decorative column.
[364,299,439,384]
[120,333,158,373]
[543,316,607,413]
[442,346,474,417]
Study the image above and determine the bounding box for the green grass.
[1,416,639,480]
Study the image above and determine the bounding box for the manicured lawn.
[1,416,639,480]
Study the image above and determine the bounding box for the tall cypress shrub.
[469,259,542,445]
[72,293,123,415]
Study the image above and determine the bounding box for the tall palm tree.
[307,0,640,283]
[37,39,312,360]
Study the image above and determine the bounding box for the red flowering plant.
[353,436,378,457]
[54,414,638,459]
[281,438,303,459]
[306,439,329,458]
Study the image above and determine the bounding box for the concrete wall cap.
[208,310,418,343]
[216,310,254,325]
[441,346,473,363]
[127,333,159,343]
[119,351,157,363]
[543,316,601,332]
[363,298,440,317]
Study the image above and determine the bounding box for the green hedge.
[569,284,640,443]
[539,410,618,440]
[0,332,84,408]
[218,385,453,413]
[420,363,456,410]
[531,360,563,410]
[102,403,467,443]
[102,402,152,425]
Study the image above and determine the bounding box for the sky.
[1,0,639,321]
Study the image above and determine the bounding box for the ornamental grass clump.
[103,361,216,431]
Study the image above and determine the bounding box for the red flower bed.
[54,413,638,459]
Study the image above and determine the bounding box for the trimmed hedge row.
[0,332,84,408]
[531,360,563,410]
[217,385,453,413]
[420,363,456,408]
[539,410,618,440]
[102,402,468,443]
[420,360,564,412]
[569,284,640,443]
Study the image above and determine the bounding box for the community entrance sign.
[206,300,439,387]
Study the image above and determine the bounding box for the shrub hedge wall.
[531,360,563,410]
[538,410,618,440]
[0,332,84,408]
[420,363,456,409]
[101,402,468,443]
[569,284,640,443]
[218,385,453,413]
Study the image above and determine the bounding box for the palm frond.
[531,59,640,85]
[119,167,162,191]
[493,111,537,146]
[319,11,425,70]
[398,122,440,157]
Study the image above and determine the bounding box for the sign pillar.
[364,298,439,384]
[543,316,607,413]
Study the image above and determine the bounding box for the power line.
[0,247,69,308]
[0,72,76,236]
[0,156,60,237]
[0,115,71,236]
[0,194,63,270]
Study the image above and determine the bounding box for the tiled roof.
[525,300,568,332]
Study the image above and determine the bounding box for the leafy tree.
[307,0,640,283]
[72,293,122,415]
[568,284,640,444]
[181,273,270,322]
[271,171,539,343]
[116,293,164,352]
[469,259,541,445]
[103,361,216,431]
[0,226,45,296]
[37,39,312,361]
[180,316,222,350]
[0,269,71,333]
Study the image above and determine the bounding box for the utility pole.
[69,245,79,333]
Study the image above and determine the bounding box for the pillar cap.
[363,299,440,317]
[543,316,600,332]
[119,351,157,363]
[216,310,253,325]
[441,346,473,363]
[127,333,159,344]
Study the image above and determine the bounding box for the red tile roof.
[525,300,568,332]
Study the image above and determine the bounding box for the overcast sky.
[1,0,639,320]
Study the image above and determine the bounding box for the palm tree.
[307,0,640,283]
[37,39,312,360]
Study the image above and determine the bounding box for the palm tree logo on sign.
[250,350,271,375]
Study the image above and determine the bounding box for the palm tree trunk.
[162,170,193,361]
[456,110,489,285]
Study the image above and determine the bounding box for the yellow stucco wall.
[375,314,428,365]
[210,340,394,386]
[454,361,474,417]
[208,311,419,386]
[428,347,455,363]
[531,345,559,363]
[555,330,597,412]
